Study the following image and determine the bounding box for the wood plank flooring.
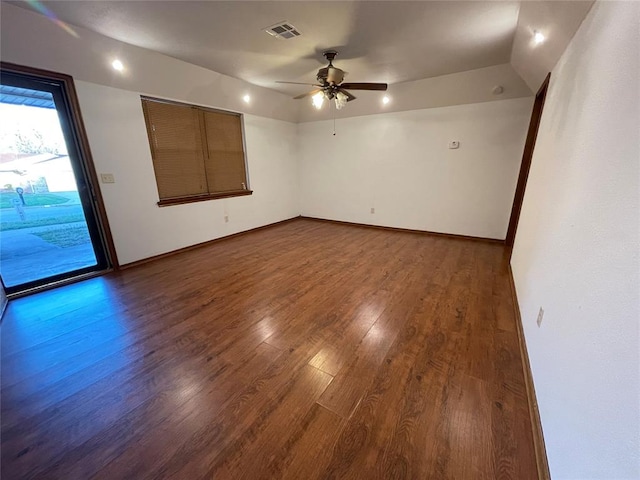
[0,218,537,479]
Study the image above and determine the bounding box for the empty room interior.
[0,1,638,479]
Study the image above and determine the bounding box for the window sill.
[157,190,253,207]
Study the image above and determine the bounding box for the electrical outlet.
[100,173,115,184]
[536,307,544,327]
[224,215,229,223]
[370,207,375,214]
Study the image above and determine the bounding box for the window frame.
[140,95,252,207]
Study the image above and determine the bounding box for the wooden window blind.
[202,110,247,193]
[141,97,251,206]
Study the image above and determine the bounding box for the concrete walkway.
[0,196,97,288]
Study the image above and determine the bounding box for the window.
[141,97,251,206]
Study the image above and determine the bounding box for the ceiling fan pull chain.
[333,102,336,136]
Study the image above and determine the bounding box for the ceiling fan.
[277,50,387,110]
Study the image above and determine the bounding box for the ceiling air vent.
[264,21,301,40]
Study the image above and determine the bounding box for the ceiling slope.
[0,2,298,122]
[511,1,595,91]
[2,1,595,120]
[8,0,521,96]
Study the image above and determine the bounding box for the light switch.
[100,173,115,184]
[448,141,460,149]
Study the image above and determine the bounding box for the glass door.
[0,70,110,295]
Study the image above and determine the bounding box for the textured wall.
[511,2,640,478]
[76,81,299,265]
[299,97,532,240]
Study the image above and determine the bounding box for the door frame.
[0,277,7,321]
[0,62,119,296]
[505,73,551,253]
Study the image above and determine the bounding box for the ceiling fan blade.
[293,89,322,100]
[339,82,388,91]
[276,81,322,86]
[337,88,357,102]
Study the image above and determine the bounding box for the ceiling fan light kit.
[312,92,325,109]
[334,91,348,110]
[278,50,388,111]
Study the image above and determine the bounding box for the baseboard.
[300,216,504,244]
[121,216,502,271]
[508,265,551,480]
[119,216,301,270]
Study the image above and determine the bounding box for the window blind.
[141,97,250,205]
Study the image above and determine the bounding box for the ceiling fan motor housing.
[317,68,345,85]
[282,49,387,104]
[317,50,344,85]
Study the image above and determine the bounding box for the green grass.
[0,214,85,231]
[0,192,70,209]
[32,226,90,248]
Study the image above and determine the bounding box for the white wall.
[511,2,640,478]
[75,81,299,265]
[298,97,532,240]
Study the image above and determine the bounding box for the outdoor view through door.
[0,68,109,294]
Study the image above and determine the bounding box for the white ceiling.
[9,1,593,100]
[12,1,524,95]
[511,0,595,91]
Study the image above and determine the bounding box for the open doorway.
[0,65,115,295]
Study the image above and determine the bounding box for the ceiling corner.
[510,0,595,91]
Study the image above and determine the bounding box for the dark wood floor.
[1,218,537,479]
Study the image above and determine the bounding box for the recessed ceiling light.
[382,95,390,105]
[111,59,124,71]
[533,31,545,45]
[243,94,251,103]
